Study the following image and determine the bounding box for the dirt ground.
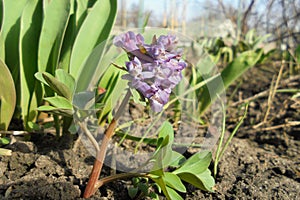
[0,64,299,199]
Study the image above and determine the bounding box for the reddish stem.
[83,90,131,198]
[83,119,117,198]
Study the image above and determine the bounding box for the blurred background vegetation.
[116,0,299,50]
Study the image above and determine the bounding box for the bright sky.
[120,0,249,21]
[120,0,266,21]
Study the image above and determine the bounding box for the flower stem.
[83,90,132,198]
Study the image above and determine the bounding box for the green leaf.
[149,192,159,200]
[97,59,128,124]
[70,0,117,80]
[37,105,73,117]
[150,176,172,200]
[19,0,43,126]
[38,72,73,101]
[168,151,186,168]
[72,91,95,110]
[58,14,76,72]
[198,50,263,114]
[166,186,183,200]
[177,169,215,192]
[55,69,75,95]
[0,59,16,130]
[164,172,186,193]
[128,187,138,199]
[222,50,263,87]
[75,0,88,32]
[174,151,212,175]
[27,121,41,131]
[44,96,73,110]
[38,0,71,73]
[0,0,28,72]
[74,42,110,92]
[137,182,149,194]
[34,72,48,86]
[158,121,174,144]
[149,121,177,170]
[0,136,10,145]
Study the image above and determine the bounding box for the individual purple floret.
[113,31,187,112]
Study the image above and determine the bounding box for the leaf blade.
[19,0,43,126]
[0,59,16,130]
[164,172,186,193]
[173,151,212,175]
[70,0,117,80]
[38,0,71,73]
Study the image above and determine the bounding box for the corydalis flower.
[113,31,187,112]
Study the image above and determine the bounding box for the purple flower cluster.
[113,31,187,112]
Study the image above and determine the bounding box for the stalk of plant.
[83,31,187,198]
[83,89,131,197]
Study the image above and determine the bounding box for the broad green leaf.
[74,42,110,92]
[34,72,49,86]
[164,172,186,193]
[196,169,215,191]
[177,169,215,192]
[42,0,50,11]
[87,47,128,93]
[0,59,16,130]
[160,143,173,168]
[19,0,43,126]
[149,122,178,170]
[0,0,28,72]
[55,69,75,95]
[166,186,183,200]
[174,151,212,175]
[75,0,88,32]
[58,14,76,72]
[38,0,70,73]
[198,50,263,114]
[158,121,174,144]
[72,91,95,110]
[44,96,73,110]
[37,72,73,101]
[168,151,186,168]
[70,0,117,80]
[37,105,73,117]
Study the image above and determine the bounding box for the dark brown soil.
[1,64,299,199]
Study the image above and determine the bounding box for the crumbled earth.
[0,65,299,199]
